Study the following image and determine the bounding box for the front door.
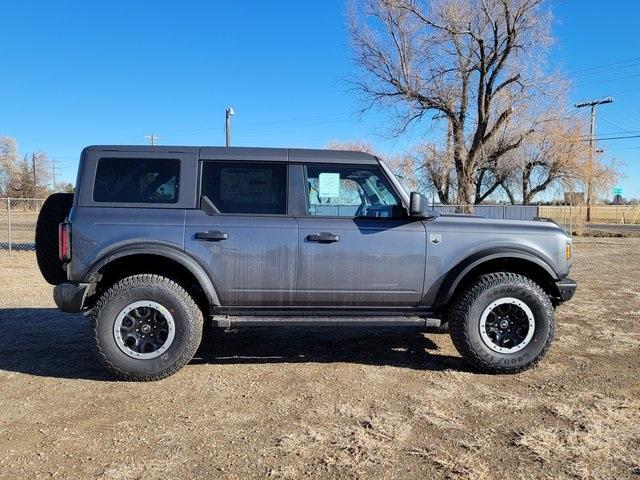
[185,160,298,306]
[296,163,427,307]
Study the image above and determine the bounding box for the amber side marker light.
[566,242,572,260]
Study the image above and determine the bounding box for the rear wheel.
[91,274,203,381]
[448,272,554,373]
[35,193,73,285]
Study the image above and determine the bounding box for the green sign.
[613,187,623,196]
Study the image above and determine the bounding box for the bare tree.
[0,136,19,195]
[349,0,559,207]
[495,117,617,205]
[59,182,75,193]
[409,142,453,202]
[516,119,588,204]
[5,150,52,198]
[327,139,422,193]
[327,140,378,155]
[31,151,52,196]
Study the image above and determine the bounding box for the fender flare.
[433,247,559,309]
[82,244,221,306]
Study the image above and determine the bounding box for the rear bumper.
[555,277,577,302]
[53,282,89,313]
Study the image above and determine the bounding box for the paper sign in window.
[318,173,340,198]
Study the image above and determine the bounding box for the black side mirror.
[409,192,426,216]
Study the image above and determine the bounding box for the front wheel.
[91,274,203,381]
[448,273,554,374]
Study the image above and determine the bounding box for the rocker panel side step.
[210,315,442,328]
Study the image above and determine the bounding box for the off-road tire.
[91,274,203,381]
[448,272,554,374]
[35,193,73,285]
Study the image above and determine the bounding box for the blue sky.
[1,1,639,198]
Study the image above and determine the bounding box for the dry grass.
[0,239,639,479]
[516,396,640,479]
[0,210,39,244]
[539,205,640,225]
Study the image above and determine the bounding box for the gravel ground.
[0,238,639,479]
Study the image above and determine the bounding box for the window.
[93,158,180,203]
[201,161,287,214]
[306,164,403,218]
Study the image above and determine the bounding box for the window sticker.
[318,172,340,197]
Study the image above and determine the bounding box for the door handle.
[307,233,340,243]
[194,231,229,241]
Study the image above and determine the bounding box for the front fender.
[430,247,560,309]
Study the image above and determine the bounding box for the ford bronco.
[35,146,576,380]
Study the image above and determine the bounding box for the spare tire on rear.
[35,193,74,285]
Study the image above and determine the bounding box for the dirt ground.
[0,238,639,479]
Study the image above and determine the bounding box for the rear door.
[184,153,298,306]
[295,161,427,307]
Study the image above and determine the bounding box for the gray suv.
[35,146,576,380]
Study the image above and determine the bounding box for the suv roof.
[82,145,380,165]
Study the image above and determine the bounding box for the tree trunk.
[522,171,530,205]
[456,171,474,212]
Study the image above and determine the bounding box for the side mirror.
[409,192,426,216]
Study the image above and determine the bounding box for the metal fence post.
[7,198,12,254]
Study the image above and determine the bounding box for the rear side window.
[201,161,287,214]
[93,158,180,203]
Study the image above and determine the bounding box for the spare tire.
[35,193,74,285]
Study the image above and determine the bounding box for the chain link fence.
[1,197,639,253]
[1,198,45,252]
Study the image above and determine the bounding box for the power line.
[608,145,640,151]
[572,61,640,79]
[577,72,640,88]
[599,116,637,134]
[611,86,640,96]
[588,133,640,141]
[160,112,354,136]
[568,56,640,75]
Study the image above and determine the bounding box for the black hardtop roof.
[82,145,380,165]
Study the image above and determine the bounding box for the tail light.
[59,221,72,262]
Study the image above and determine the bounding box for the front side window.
[93,157,180,203]
[305,164,404,218]
[201,161,287,214]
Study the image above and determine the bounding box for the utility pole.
[51,157,57,192]
[225,107,235,146]
[575,97,613,222]
[32,154,37,196]
[144,132,162,145]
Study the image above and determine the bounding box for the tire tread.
[90,274,203,381]
[448,272,555,374]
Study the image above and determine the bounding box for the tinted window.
[202,162,287,214]
[306,164,403,218]
[94,158,180,203]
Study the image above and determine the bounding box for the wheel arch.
[83,244,220,310]
[434,248,560,310]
